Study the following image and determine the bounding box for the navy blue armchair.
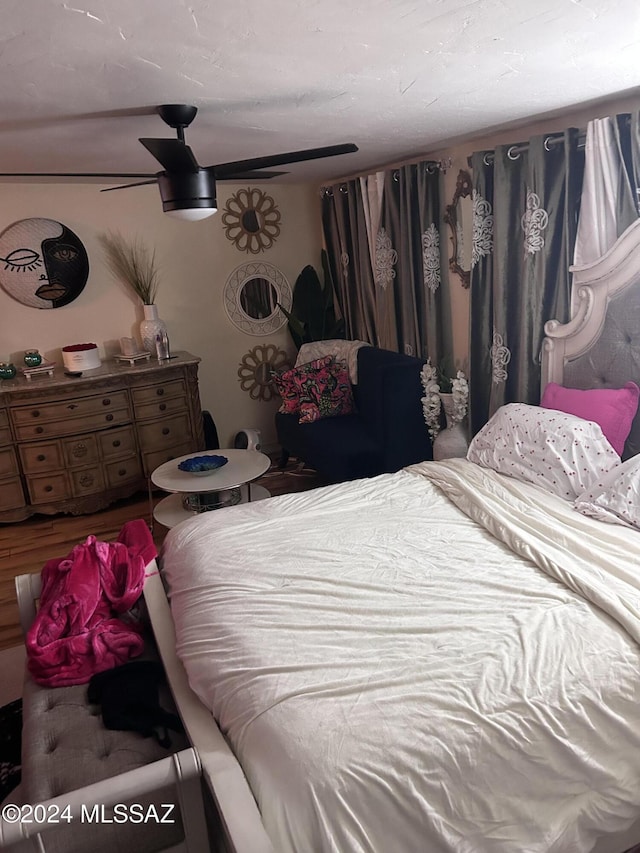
[275,346,433,483]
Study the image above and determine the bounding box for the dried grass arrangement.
[100,232,160,305]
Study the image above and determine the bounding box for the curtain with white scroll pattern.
[468,131,584,435]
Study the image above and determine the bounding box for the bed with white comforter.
[161,456,640,853]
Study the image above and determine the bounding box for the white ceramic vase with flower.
[420,359,469,461]
[100,232,168,357]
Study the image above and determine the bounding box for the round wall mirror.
[444,169,472,288]
[224,262,292,336]
[239,277,278,320]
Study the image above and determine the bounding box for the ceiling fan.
[0,104,359,221]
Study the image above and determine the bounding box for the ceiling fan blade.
[216,169,287,181]
[100,180,158,192]
[213,143,358,178]
[139,138,200,173]
[0,172,154,178]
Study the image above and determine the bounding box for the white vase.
[432,392,468,461]
[139,304,168,356]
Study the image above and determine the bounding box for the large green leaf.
[283,254,347,349]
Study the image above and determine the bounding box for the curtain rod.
[472,130,588,167]
[320,157,449,196]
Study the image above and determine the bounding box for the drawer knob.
[112,439,121,448]
[32,410,40,418]
[35,426,44,434]
[162,427,170,435]
[105,414,114,422]
[67,403,78,410]
[44,485,53,493]
[102,398,111,406]
[118,468,126,477]
[156,388,165,397]
[37,454,46,462]
[159,403,167,411]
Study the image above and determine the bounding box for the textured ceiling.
[2,0,640,185]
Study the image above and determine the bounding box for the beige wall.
[0,181,323,449]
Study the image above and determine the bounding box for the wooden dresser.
[0,351,204,522]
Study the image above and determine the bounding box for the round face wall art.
[0,218,89,309]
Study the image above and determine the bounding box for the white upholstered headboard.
[541,218,640,459]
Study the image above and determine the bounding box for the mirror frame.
[221,187,281,254]
[223,261,292,336]
[444,169,472,289]
[237,344,291,401]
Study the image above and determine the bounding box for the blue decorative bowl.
[178,454,228,475]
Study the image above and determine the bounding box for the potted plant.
[277,250,344,350]
[100,232,167,355]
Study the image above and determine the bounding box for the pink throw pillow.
[540,381,639,456]
[272,356,334,415]
[297,359,355,424]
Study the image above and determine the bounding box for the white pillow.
[467,403,620,500]
[574,455,640,529]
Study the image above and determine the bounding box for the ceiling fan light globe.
[166,207,217,222]
[157,170,217,221]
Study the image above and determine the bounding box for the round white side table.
[151,448,271,529]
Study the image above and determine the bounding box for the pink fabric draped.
[26,519,157,687]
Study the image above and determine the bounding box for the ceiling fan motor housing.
[157,170,217,213]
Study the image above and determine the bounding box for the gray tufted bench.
[0,572,210,853]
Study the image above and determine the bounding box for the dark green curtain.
[379,163,451,361]
[322,162,451,363]
[614,112,640,227]
[469,130,584,435]
[321,180,379,345]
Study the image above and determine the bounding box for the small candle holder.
[23,349,42,367]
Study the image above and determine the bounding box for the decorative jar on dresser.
[0,351,204,522]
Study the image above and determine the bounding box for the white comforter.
[162,459,640,853]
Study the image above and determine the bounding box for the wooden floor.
[0,456,323,652]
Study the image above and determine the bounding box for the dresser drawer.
[104,454,143,488]
[98,425,138,460]
[19,442,64,474]
[12,390,130,426]
[70,466,105,497]
[14,407,131,441]
[0,426,12,446]
[0,446,19,478]
[0,410,9,429]
[131,379,186,408]
[0,477,26,511]
[26,473,71,504]
[137,412,191,452]
[133,395,188,421]
[62,434,100,467]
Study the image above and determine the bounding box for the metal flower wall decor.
[238,343,291,401]
[222,187,281,254]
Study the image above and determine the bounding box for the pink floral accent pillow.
[540,381,639,457]
[273,355,355,423]
[272,356,334,415]
[297,359,355,424]
[467,403,620,499]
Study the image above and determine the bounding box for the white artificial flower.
[420,360,468,440]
